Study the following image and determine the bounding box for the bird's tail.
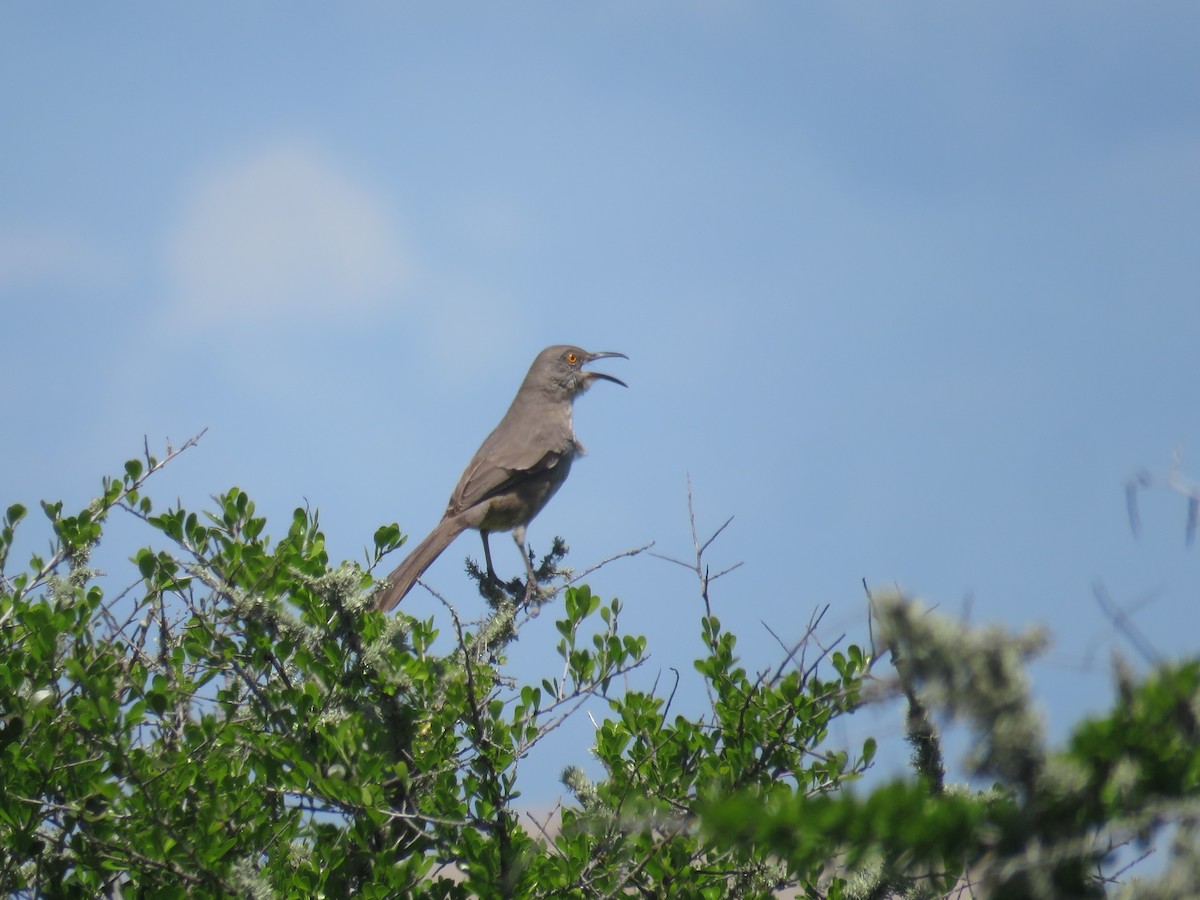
[377,516,467,612]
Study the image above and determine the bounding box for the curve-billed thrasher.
[376,345,627,611]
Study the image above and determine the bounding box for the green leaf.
[136,548,156,578]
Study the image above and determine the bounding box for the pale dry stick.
[862,578,879,661]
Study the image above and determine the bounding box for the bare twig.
[1093,580,1162,666]
[8,430,208,606]
[525,803,566,854]
[650,475,744,620]
[1126,449,1200,545]
[761,604,831,689]
[563,541,653,587]
[518,540,655,625]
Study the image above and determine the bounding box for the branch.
[1126,449,1200,546]
[650,475,743,621]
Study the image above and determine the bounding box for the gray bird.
[377,345,627,611]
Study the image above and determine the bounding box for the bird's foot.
[521,575,541,609]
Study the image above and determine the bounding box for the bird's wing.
[451,408,580,513]
[451,451,561,513]
[448,445,569,515]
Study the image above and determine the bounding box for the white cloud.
[165,143,408,325]
[0,227,124,292]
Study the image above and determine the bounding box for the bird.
[376,345,627,611]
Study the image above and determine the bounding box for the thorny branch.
[650,474,743,619]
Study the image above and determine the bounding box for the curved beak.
[583,350,628,387]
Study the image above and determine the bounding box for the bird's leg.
[480,531,498,583]
[511,525,538,602]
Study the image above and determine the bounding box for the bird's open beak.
[583,351,628,387]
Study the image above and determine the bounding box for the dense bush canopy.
[2,442,1197,897]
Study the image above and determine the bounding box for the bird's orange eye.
[566,352,578,364]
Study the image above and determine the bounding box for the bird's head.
[532,345,628,398]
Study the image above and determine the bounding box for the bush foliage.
[1,441,1198,897]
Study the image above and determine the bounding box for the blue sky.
[4,3,1200,809]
